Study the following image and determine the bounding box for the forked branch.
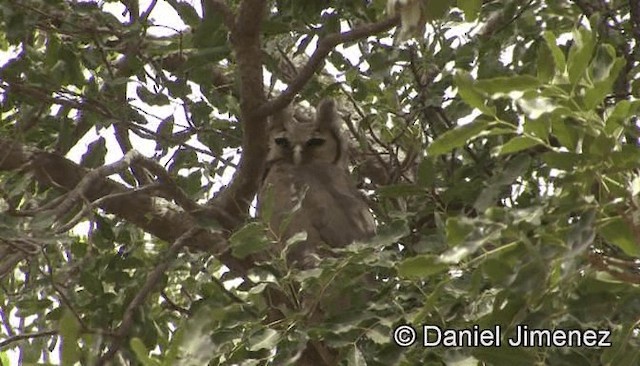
[257,16,400,117]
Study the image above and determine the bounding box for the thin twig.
[51,150,140,222]
[0,330,58,350]
[140,0,159,23]
[0,307,15,338]
[160,291,191,316]
[55,184,160,233]
[39,247,88,331]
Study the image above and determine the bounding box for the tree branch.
[52,150,241,232]
[140,0,158,23]
[0,138,247,275]
[0,330,58,350]
[212,0,268,222]
[257,16,400,117]
[630,0,640,57]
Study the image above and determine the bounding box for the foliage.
[1,0,640,365]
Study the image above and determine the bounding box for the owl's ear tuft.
[315,98,340,129]
[269,105,293,131]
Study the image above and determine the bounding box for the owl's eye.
[275,137,290,148]
[306,138,325,147]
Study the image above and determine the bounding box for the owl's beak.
[293,145,302,165]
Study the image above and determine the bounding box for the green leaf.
[177,307,217,364]
[192,11,226,49]
[248,328,280,351]
[567,26,595,84]
[397,255,448,278]
[605,100,640,136]
[536,40,555,82]
[457,0,481,21]
[284,231,307,253]
[601,322,640,365]
[425,0,452,20]
[427,120,491,157]
[60,309,81,366]
[599,218,640,257]
[441,229,502,263]
[172,1,201,27]
[346,344,367,366]
[44,34,61,69]
[475,155,530,211]
[541,151,585,170]
[472,339,537,365]
[583,46,625,109]
[542,31,566,74]
[522,117,549,140]
[589,44,617,83]
[377,183,424,198]
[137,86,170,106]
[130,338,160,366]
[482,257,514,284]
[566,209,596,254]
[80,136,106,168]
[0,352,10,366]
[60,46,84,85]
[366,325,391,345]
[417,158,436,186]
[517,96,562,120]
[475,75,540,96]
[446,217,474,246]
[454,71,495,115]
[229,222,270,259]
[368,219,410,248]
[258,184,276,224]
[155,115,175,152]
[552,119,579,150]
[495,135,543,155]
[588,133,615,156]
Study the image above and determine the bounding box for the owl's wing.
[300,165,376,247]
[258,163,375,268]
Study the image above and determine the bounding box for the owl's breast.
[259,162,375,247]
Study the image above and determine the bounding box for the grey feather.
[258,99,375,268]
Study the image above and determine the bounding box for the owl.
[258,99,376,269]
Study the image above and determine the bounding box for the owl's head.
[267,99,346,167]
